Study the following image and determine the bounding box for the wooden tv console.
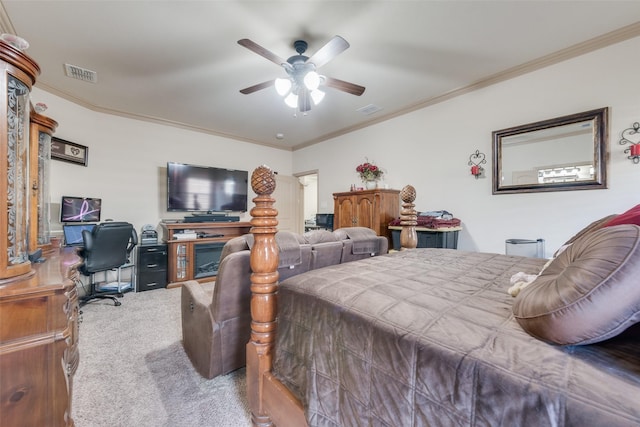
[160,221,252,287]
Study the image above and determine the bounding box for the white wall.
[293,36,640,257]
[31,88,293,237]
[33,36,640,256]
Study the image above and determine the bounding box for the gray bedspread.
[273,249,640,427]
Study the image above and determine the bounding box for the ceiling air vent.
[357,104,382,116]
[64,63,98,83]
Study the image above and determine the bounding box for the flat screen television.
[167,162,249,212]
[60,196,102,223]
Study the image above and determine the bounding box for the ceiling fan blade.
[307,35,350,68]
[324,77,365,96]
[238,39,286,66]
[239,80,274,95]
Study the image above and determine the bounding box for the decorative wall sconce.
[468,149,486,178]
[619,122,640,164]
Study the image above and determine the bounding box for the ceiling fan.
[238,36,365,113]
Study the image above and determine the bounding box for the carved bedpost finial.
[399,185,417,250]
[251,165,277,196]
[247,165,279,427]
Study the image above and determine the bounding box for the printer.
[140,224,158,245]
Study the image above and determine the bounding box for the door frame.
[295,169,319,232]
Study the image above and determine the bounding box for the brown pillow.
[513,224,640,345]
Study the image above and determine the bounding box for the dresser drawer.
[139,255,167,272]
[137,271,167,292]
[138,245,167,273]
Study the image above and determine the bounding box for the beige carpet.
[72,286,252,426]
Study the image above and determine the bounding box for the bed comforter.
[273,249,640,427]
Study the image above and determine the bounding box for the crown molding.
[293,21,640,151]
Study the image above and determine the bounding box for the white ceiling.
[2,1,640,151]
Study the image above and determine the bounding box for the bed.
[245,166,640,427]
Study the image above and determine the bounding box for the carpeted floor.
[72,286,252,427]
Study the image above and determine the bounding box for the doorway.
[296,172,318,231]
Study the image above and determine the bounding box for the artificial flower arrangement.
[356,159,384,181]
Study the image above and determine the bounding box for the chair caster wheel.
[114,300,122,306]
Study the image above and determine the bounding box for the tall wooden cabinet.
[0,39,40,279]
[29,109,58,254]
[333,189,400,246]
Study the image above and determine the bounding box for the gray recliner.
[332,227,388,263]
[304,229,343,270]
[181,227,387,379]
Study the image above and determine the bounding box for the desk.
[388,226,462,250]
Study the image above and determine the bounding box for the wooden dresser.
[333,188,400,246]
[0,248,81,427]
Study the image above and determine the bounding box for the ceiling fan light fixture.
[275,78,292,96]
[310,89,325,105]
[239,36,365,114]
[303,71,320,90]
[284,93,298,108]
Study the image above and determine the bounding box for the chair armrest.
[126,228,138,256]
[82,229,94,251]
[182,280,214,309]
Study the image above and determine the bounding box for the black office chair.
[79,222,138,306]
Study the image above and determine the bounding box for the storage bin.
[505,238,545,258]
[391,228,459,251]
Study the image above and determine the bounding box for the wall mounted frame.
[51,137,88,166]
[492,107,608,194]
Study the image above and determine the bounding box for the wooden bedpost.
[399,185,418,249]
[247,165,279,427]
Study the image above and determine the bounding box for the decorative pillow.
[603,203,640,227]
[513,224,640,345]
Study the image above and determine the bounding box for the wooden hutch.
[29,108,58,254]
[333,188,400,246]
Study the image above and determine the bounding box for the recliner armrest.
[211,250,252,322]
[310,241,343,270]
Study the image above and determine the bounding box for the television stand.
[160,221,251,287]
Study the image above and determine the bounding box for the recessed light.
[276,133,284,139]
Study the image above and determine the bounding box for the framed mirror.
[492,107,608,194]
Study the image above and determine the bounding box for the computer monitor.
[315,213,334,230]
[60,196,102,223]
[62,223,96,247]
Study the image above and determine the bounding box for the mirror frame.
[492,107,608,194]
